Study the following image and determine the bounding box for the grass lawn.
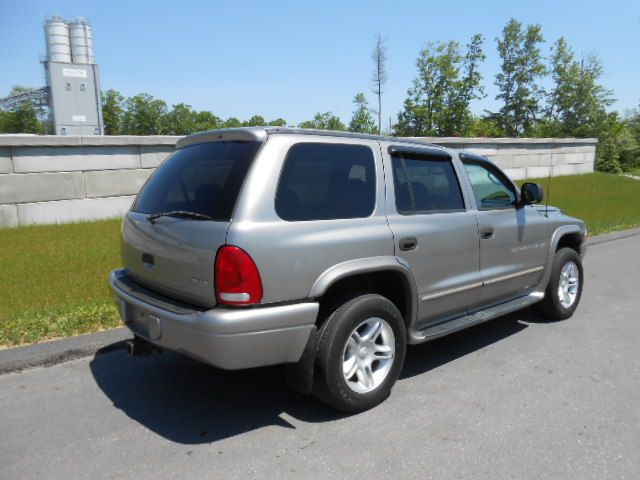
[1,172,639,348]
[521,172,640,235]
[0,219,122,347]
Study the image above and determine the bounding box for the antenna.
[545,144,553,216]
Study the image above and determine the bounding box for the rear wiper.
[147,210,213,223]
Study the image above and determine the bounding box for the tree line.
[101,90,383,135]
[392,19,638,173]
[101,90,288,135]
[1,18,638,174]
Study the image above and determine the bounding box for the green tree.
[164,103,196,135]
[299,112,346,131]
[223,117,242,128]
[455,34,486,133]
[0,111,9,132]
[101,89,125,135]
[395,35,485,136]
[348,93,377,133]
[469,116,503,137]
[596,115,639,173]
[121,93,168,135]
[626,105,640,172]
[545,38,633,172]
[242,115,266,127]
[627,102,640,143]
[493,19,546,136]
[268,118,287,126]
[547,38,614,138]
[0,86,46,134]
[193,111,223,132]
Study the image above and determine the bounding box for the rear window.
[132,141,261,220]
[275,143,376,221]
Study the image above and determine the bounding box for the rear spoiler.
[177,128,268,149]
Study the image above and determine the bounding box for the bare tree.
[371,34,388,134]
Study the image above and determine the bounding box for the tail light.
[215,245,263,305]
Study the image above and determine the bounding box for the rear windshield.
[132,141,261,220]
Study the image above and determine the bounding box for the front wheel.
[534,247,584,320]
[313,294,406,413]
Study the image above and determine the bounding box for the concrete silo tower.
[43,16,104,135]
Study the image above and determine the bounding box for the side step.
[411,292,543,343]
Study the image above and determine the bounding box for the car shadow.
[401,309,532,379]
[89,309,538,445]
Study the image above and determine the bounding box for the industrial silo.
[44,16,72,63]
[44,16,103,135]
[70,17,95,64]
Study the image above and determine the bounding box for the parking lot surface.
[1,236,639,479]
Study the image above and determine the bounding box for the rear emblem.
[192,277,208,286]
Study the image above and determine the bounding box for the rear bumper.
[109,269,318,370]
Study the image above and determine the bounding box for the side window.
[462,161,516,210]
[391,154,465,214]
[275,143,376,221]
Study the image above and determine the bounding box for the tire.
[313,293,406,413]
[534,247,584,320]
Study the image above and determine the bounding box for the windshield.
[132,141,261,221]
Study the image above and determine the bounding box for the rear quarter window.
[132,141,261,220]
[275,143,376,221]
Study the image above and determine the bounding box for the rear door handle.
[399,237,418,251]
[480,227,494,239]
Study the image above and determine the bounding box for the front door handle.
[399,237,418,251]
[480,227,494,240]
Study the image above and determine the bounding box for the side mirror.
[520,182,544,205]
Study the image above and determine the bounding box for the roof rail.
[177,126,449,150]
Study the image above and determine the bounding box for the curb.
[1,227,640,375]
[584,226,640,247]
[0,328,130,375]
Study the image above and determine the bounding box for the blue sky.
[1,0,639,126]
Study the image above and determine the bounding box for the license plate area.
[121,301,157,339]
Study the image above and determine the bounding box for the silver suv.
[110,127,586,412]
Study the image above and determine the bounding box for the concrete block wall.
[0,134,597,227]
[415,137,598,180]
[0,136,178,227]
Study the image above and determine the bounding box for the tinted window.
[462,161,516,210]
[392,155,465,214]
[132,141,261,220]
[276,143,376,221]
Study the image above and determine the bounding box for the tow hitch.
[126,336,162,356]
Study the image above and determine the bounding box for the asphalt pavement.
[1,235,639,479]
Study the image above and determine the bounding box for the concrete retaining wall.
[0,136,179,227]
[0,135,597,227]
[415,137,598,181]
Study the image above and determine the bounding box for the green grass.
[0,219,122,347]
[520,172,640,235]
[1,172,639,348]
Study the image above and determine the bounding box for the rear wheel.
[313,294,406,412]
[534,247,583,320]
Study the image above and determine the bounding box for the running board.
[410,292,543,343]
